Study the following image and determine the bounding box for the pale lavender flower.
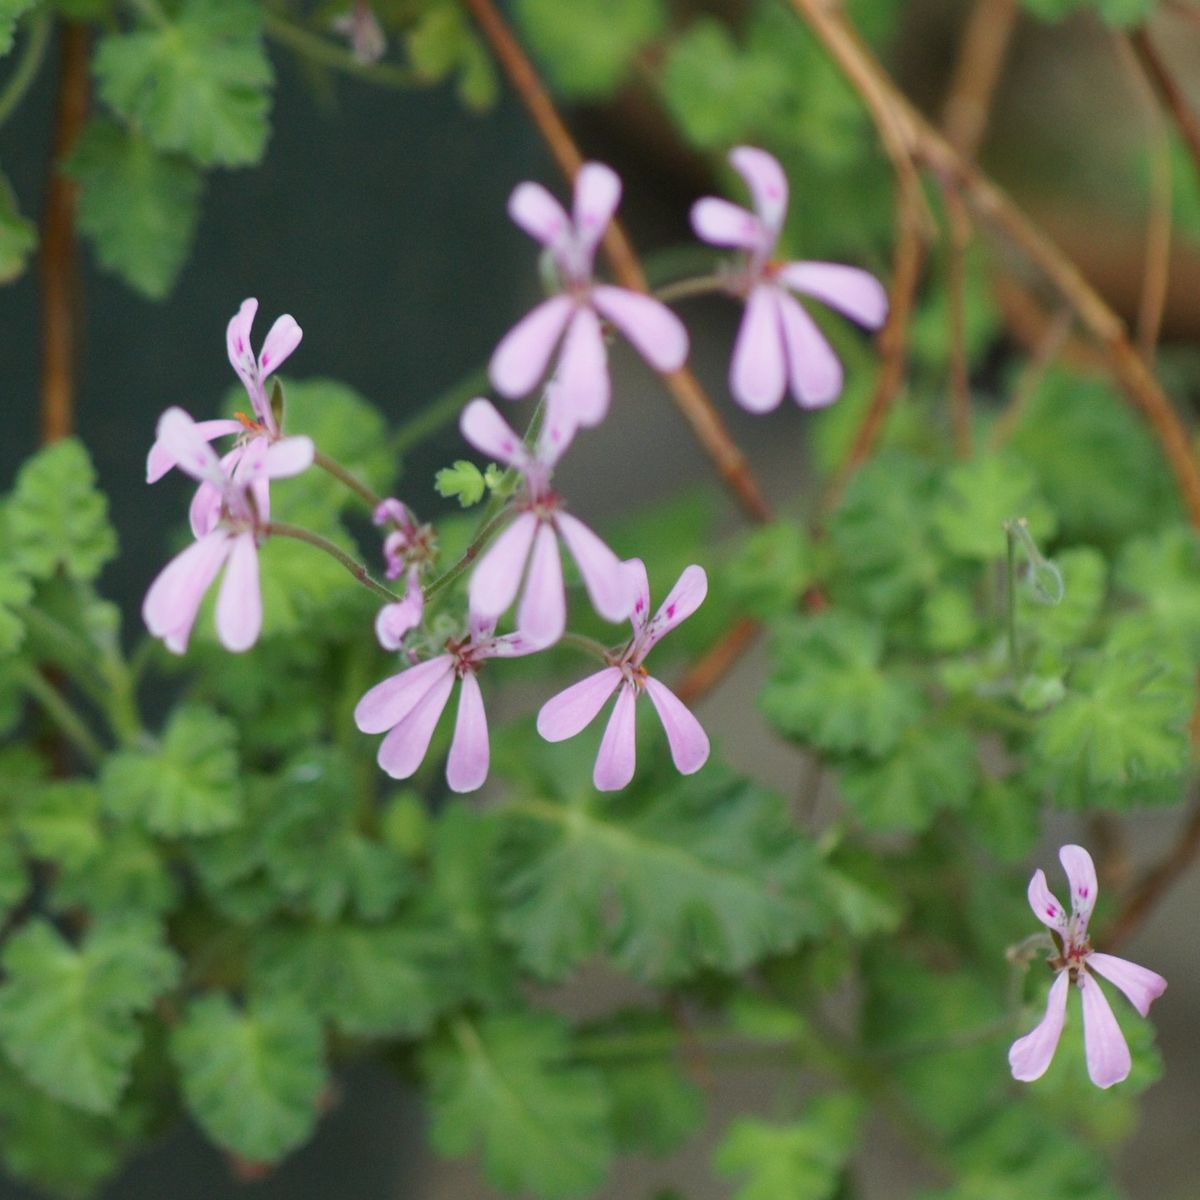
[537,559,710,792]
[1009,844,1166,1089]
[333,0,386,64]
[461,397,633,647]
[143,408,313,654]
[691,146,888,413]
[375,568,425,651]
[355,612,540,792]
[490,163,689,431]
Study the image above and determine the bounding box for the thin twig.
[462,0,772,523]
[313,450,385,511]
[674,616,760,707]
[1129,24,1200,179]
[940,0,1019,158]
[265,522,399,603]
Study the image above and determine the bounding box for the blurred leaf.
[66,120,202,299]
[170,993,327,1163]
[0,0,35,56]
[102,704,242,836]
[14,780,102,869]
[95,0,272,166]
[406,2,496,109]
[0,172,36,283]
[1018,0,1156,27]
[726,521,814,620]
[1018,546,1106,650]
[1114,524,1200,662]
[968,777,1042,863]
[423,1012,613,1200]
[0,560,32,655]
[51,828,178,918]
[0,918,179,1114]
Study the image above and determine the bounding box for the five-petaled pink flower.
[1009,844,1166,1089]
[537,559,710,791]
[143,408,314,654]
[490,162,689,431]
[461,397,633,647]
[355,612,541,792]
[691,146,888,413]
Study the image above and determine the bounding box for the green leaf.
[102,703,242,836]
[726,521,814,619]
[760,612,924,756]
[0,0,35,56]
[0,172,36,282]
[1115,524,1200,661]
[170,992,327,1163]
[51,827,178,918]
[66,119,202,299]
[1018,0,1156,27]
[515,0,666,98]
[423,1012,613,1200]
[1018,546,1106,650]
[5,438,116,582]
[14,780,102,869]
[715,1094,863,1200]
[813,846,904,938]
[500,765,823,984]
[933,453,1056,562]
[0,559,32,654]
[94,0,272,167]
[435,459,487,507]
[0,919,179,1114]
[406,2,497,110]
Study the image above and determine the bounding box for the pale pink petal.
[153,408,224,484]
[509,181,571,250]
[537,667,623,741]
[1087,953,1167,1018]
[264,435,314,479]
[1080,972,1132,1088]
[355,655,455,734]
[258,314,302,376]
[375,591,424,651]
[623,558,652,635]
[572,162,621,265]
[226,298,259,384]
[644,677,709,775]
[489,295,575,399]
[1027,869,1069,933]
[215,532,262,652]
[591,285,689,374]
[554,513,632,624]
[1008,970,1070,1083]
[143,531,230,654]
[730,286,786,414]
[147,419,242,483]
[778,261,889,329]
[460,398,530,471]
[376,668,456,780]
[594,684,637,791]
[777,291,844,409]
[555,306,609,428]
[535,384,576,466]
[729,146,788,237]
[446,673,490,793]
[636,564,707,661]
[1059,844,1098,929]
[517,523,565,647]
[468,512,539,622]
[689,197,765,251]
[487,630,548,659]
[188,481,223,540]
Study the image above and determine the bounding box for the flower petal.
[729,285,786,414]
[518,522,566,647]
[143,531,229,654]
[591,285,689,374]
[623,558,652,635]
[468,512,538,622]
[777,290,844,408]
[509,180,572,251]
[375,590,424,651]
[188,481,223,540]
[636,564,707,661]
[215,531,262,653]
[460,398,531,471]
[489,294,574,399]
[1008,970,1070,1083]
[572,162,621,262]
[690,197,765,250]
[1027,868,1069,933]
[147,419,242,484]
[537,667,623,741]
[153,407,225,485]
[536,384,577,466]
[594,684,637,791]
[264,436,314,479]
[555,306,609,428]
[1087,953,1167,1019]
[376,668,456,780]
[355,655,455,735]
[258,313,302,376]
[729,146,788,236]
[446,672,490,793]
[1080,972,1132,1088]
[1059,844,1098,929]
[226,298,259,385]
[644,677,710,775]
[555,512,633,624]
[778,261,889,329]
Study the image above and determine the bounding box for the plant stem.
[0,10,51,129]
[1004,519,1018,677]
[265,522,399,602]
[392,368,489,456]
[558,632,610,661]
[263,12,423,90]
[652,274,728,305]
[17,666,103,765]
[313,450,385,512]
[422,504,513,602]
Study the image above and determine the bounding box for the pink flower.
[355,612,541,792]
[1009,845,1167,1089]
[143,408,313,654]
[691,146,888,413]
[332,1,385,64]
[537,559,710,792]
[490,163,689,431]
[460,397,633,647]
[375,569,425,651]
